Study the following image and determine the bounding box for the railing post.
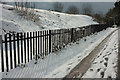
[20,33,23,63]
[71,28,74,42]
[13,34,16,68]
[0,35,4,72]
[5,34,9,72]
[17,33,20,64]
[9,33,13,69]
[49,30,51,53]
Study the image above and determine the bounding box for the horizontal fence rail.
[1,24,108,72]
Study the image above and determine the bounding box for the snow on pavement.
[82,30,118,78]
[2,28,116,78]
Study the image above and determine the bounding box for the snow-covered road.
[82,29,118,78]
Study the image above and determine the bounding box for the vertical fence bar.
[58,30,60,49]
[60,29,62,48]
[51,30,54,52]
[9,34,13,69]
[1,35,4,72]
[69,29,70,43]
[38,31,40,56]
[36,31,37,61]
[33,32,35,56]
[61,29,63,47]
[17,33,20,65]
[56,30,58,51]
[54,30,56,50]
[56,30,58,50]
[20,33,23,63]
[40,31,42,58]
[45,30,47,56]
[13,34,16,68]
[46,30,48,55]
[67,29,69,44]
[43,31,45,57]
[24,33,26,64]
[63,29,65,47]
[59,30,61,49]
[5,34,9,72]
[58,30,59,50]
[27,32,29,62]
[30,32,32,60]
[49,30,51,53]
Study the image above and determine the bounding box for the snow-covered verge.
[1,28,116,78]
[0,3,98,35]
[82,30,118,78]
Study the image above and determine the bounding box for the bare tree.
[82,3,93,16]
[94,13,104,23]
[14,1,39,22]
[53,2,64,12]
[66,5,79,14]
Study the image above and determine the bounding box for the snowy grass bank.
[0,3,97,35]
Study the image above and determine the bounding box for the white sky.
[1,0,117,2]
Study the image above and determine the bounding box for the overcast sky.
[6,2,115,15]
[34,2,115,15]
[2,0,117,15]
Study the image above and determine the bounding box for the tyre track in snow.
[64,29,118,78]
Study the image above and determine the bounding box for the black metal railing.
[1,24,108,72]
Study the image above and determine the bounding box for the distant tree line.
[66,5,79,14]
[104,1,120,26]
[113,0,120,26]
[53,2,93,15]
